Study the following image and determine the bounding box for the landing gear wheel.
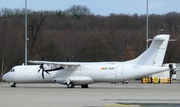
[67,82,75,88]
[122,81,128,84]
[81,84,88,88]
[10,83,17,87]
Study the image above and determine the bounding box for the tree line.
[0,5,180,79]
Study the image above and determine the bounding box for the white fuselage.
[3,62,169,85]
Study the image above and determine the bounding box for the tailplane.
[126,34,170,66]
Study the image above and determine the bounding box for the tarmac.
[0,81,180,107]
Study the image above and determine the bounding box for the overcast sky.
[0,0,180,16]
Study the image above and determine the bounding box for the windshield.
[9,68,15,72]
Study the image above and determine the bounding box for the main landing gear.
[66,81,89,88]
[81,84,88,88]
[122,81,128,84]
[67,81,75,88]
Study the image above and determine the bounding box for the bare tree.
[123,45,135,61]
[28,11,46,59]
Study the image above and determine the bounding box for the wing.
[28,60,88,70]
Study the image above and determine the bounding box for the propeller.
[38,53,51,79]
[66,56,69,62]
[66,55,74,62]
[169,64,176,74]
[38,64,64,79]
[169,64,177,83]
[38,64,50,79]
[37,53,66,79]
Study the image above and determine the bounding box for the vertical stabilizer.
[125,34,170,66]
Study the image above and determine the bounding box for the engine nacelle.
[53,76,94,85]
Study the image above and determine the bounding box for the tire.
[10,83,16,87]
[67,82,75,88]
[81,84,88,88]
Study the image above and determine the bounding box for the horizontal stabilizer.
[147,39,176,42]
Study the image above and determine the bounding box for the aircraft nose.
[2,73,9,81]
[2,74,6,81]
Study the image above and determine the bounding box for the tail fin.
[126,34,170,66]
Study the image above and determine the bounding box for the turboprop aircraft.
[3,34,171,88]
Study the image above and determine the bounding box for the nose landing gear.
[10,83,17,87]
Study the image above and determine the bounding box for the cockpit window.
[10,68,15,72]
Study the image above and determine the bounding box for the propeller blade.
[42,69,45,79]
[67,56,69,62]
[45,71,50,74]
[42,53,45,61]
[38,68,41,73]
